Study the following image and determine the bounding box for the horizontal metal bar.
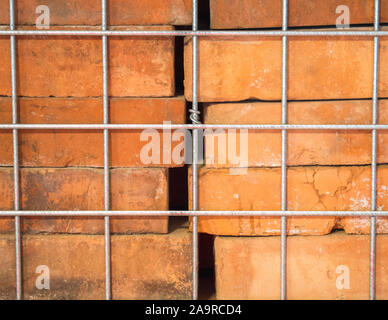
[0,30,387,37]
[0,210,387,217]
[0,124,388,130]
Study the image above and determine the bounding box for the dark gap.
[168,215,189,234]
[174,26,188,96]
[214,23,384,32]
[201,97,388,105]
[169,166,188,211]
[198,0,210,30]
[290,23,380,30]
[168,166,189,233]
[198,234,216,300]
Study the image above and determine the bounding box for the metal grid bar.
[9,0,22,301]
[0,30,387,36]
[370,0,381,301]
[280,0,288,301]
[1,124,388,130]
[191,0,199,301]
[1,211,388,217]
[2,1,387,302]
[101,0,111,301]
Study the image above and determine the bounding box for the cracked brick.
[189,166,388,236]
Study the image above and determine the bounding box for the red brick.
[0,228,192,299]
[0,97,185,167]
[204,100,388,167]
[0,167,169,234]
[215,232,388,299]
[0,26,175,97]
[0,0,192,26]
[211,0,388,29]
[184,30,388,102]
[189,166,388,236]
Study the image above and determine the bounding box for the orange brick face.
[203,100,388,167]
[0,167,169,234]
[0,26,175,97]
[0,228,192,299]
[211,0,388,29]
[215,232,388,299]
[189,166,388,236]
[184,32,388,102]
[0,0,192,26]
[0,97,185,167]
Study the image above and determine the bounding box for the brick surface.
[0,26,174,97]
[0,167,169,234]
[0,97,185,167]
[189,166,388,235]
[211,0,388,29]
[0,0,192,26]
[0,227,192,299]
[184,31,388,102]
[203,100,388,167]
[214,232,388,299]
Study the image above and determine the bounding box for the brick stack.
[0,1,192,299]
[186,0,388,299]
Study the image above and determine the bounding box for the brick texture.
[0,97,185,167]
[211,0,388,29]
[0,0,192,26]
[189,166,388,235]
[184,31,388,102]
[0,167,169,234]
[214,232,388,299]
[0,227,192,299]
[204,100,388,167]
[0,26,175,97]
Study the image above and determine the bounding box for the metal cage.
[0,0,387,300]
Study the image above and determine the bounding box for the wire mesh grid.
[1,0,386,300]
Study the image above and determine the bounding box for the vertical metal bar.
[370,0,380,301]
[280,0,288,301]
[9,0,22,300]
[102,0,111,301]
[191,0,199,301]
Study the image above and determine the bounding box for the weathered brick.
[184,31,388,102]
[0,227,192,299]
[211,0,388,29]
[0,167,169,234]
[0,97,185,167]
[0,0,192,26]
[215,232,388,299]
[0,26,174,97]
[204,100,388,167]
[189,166,388,236]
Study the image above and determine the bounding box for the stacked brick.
[186,0,388,299]
[0,1,192,299]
